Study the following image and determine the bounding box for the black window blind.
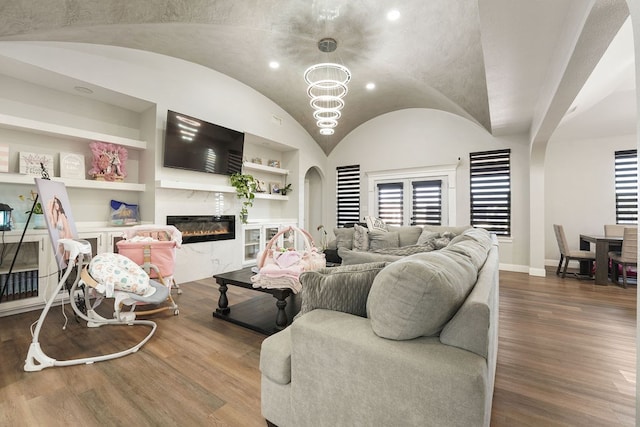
[377,182,403,225]
[336,165,360,226]
[615,149,638,224]
[470,149,511,236]
[412,180,442,226]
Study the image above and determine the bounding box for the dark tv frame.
[163,110,244,176]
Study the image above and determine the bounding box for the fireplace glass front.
[166,215,235,244]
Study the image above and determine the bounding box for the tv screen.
[163,110,244,176]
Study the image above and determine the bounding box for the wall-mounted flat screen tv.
[163,110,244,176]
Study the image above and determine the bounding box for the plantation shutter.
[411,180,442,225]
[377,182,403,226]
[336,165,360,226]
[615,150,638,224]
[470,149,511,236]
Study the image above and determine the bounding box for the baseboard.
[499,263,530,274]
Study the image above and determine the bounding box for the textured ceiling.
[0,0,632,153]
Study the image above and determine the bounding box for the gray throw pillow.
[353,224,370,251]
[387,225,423,246]
[368,230,399,251]
[297,262,389,319]
[333,227,355,250]
[366,250,478,340]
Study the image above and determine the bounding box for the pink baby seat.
[116,224,182,316]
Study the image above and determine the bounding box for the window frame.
[367,164,457,226]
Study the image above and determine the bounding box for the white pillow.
[365,216,388,232]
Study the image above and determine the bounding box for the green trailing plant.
[230,172,257,224]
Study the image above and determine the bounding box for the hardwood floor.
[0,270,636,426]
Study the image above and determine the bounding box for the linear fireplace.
[167,215,236,244]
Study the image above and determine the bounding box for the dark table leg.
[594,240,609,285]
[215,282,230,315]
[274,295,289,331]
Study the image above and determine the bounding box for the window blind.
[470,149,511,236]
[412,180,442,225]
[336,165,360,226]
[377,182,403,225]
[615,149,638,224]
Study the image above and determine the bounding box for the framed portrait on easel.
[34,178,78,268]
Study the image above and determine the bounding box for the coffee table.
[212,267,300,335]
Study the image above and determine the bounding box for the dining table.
[579,234,623,285]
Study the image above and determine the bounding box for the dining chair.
[553,224,596,278]
[608,227,638,288]
[604,224,626,237]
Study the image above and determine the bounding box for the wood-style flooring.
[0,270,636,426]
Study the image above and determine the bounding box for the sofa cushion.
[338,247,403,265]
[333,227,355,250]
[369,230,399,251]
[297,262,388,319]
[387,225,423,247]
[366,250,478,340]
[353,224,370,251]
[422,225,471,235]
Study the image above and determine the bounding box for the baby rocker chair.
[24,178,169,372]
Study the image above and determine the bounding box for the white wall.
[544,133,636,265]
[326,108,531,270]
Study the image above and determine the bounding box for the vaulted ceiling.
[0,0,633,154]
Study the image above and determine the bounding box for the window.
[470,149,511,236]
[377,182,403,225]
[615,149,638,224]
[336,165,360,226]
[412,180,442,226]
[376,179,443,226]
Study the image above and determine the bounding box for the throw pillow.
[368,230,399,251]
[387,225,423,246]
[366,250,478,340]
[297,262,389,319]
[353,224,370,251]
[333,227,355,250]
[365,216,388,232]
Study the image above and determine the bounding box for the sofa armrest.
[289,309,489,426]
[260,327,292,385]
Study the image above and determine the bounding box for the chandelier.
[303,38,351,136]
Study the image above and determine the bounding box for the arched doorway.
[304,166,324,245]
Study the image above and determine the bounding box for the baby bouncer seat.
[24,178,169,372]
[115,224,182,316]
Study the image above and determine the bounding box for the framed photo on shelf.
[59,152,86,179]
[255,179,267,193]
[268,159,280,168]
[0,144,8,173]
[269,182,281,194]
[20,152,54,176]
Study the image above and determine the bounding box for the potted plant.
[230,173,257,224]
[280,182,293,196]
[19,191,45,228]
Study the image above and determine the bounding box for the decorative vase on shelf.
[32,213,46,229]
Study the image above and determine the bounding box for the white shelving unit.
[0,113,147,150]
[156,179,289,200]
[243,161,289,176]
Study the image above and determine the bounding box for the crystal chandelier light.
[304,38,351,136]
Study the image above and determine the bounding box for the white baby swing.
[24,178,169,372]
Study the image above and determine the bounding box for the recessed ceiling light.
[269,61,280,69]
[366,82,376,90]
[74,86,93,94]
[387,9,400,21]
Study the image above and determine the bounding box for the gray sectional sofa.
[330,224,472,265]
[259,227,499,426]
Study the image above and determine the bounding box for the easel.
[0,164,49,301]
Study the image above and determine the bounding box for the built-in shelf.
[0,173,145,191]
[243,161,289,175]
[156,179,289,200]
[0,113,147,150]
